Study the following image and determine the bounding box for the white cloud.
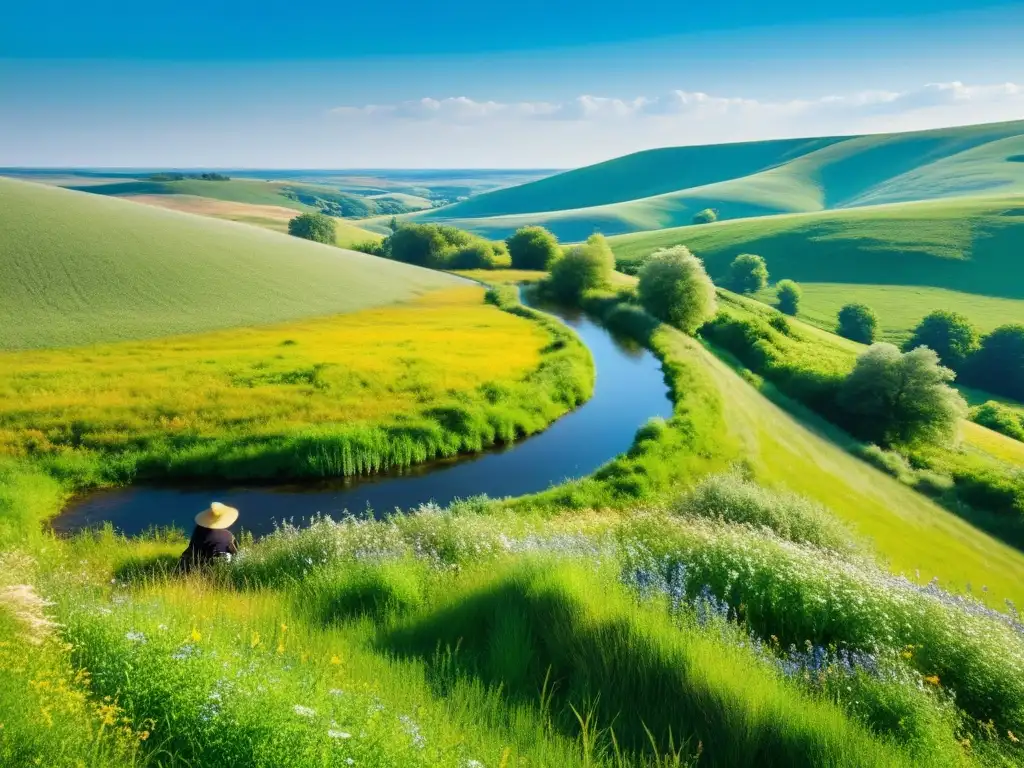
[330,81,1024,126]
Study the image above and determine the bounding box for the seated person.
[177,502,239,572]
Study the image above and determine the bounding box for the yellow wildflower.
[281,623,288,633]
[190,627,202,643]
[277,642,285,655]
[139,730,150,741]
[924,675,940,686]
[250,631,261,649]
[330,655,342,665]
[1009,730,1019,744]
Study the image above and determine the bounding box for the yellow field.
[0,286,547,454]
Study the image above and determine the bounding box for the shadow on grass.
[379,564,897,768]
[113,553,180,583]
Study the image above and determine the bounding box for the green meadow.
[610,195,1024,339]
[0,177,455,349]
[4,122,1024,766]
[401,120,1024,239]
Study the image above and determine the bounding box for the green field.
[404,120,1024,239]
[610,194,1024,339]
[0,177,457,349]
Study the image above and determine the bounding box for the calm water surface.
[54,295,673,538]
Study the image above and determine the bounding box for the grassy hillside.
[127,193,384,247]
[611,194,1024,340]
[0,177,459,349]
[414,120,1024,239]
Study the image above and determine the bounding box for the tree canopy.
[775,279,801,316]
[965,324,1024,401]
[506,226,561,270]
[287,212,336,245]
[837,303,877,344]
[548,234,614,301]
[637,245,717,334]
[692,208,718,225]
[727,254,768,294]
[838,343,966,447]
[903,311,979,371]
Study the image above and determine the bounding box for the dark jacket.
[177,525,238,572]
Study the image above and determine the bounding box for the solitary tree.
[692,208,718,225]
[904,311,979,371]
[637,245,717,334]
[837,303,878,344]
[506,226,561,270]
[549,234,614,301]
[727,254,769,294]
[966,324,1024,401]
[838,343,966,446]
[287,212,336,245]
[776,279,802,316]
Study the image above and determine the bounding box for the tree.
[637,245,717,334]
[287,212,336,245]
[837,303,877,344]
[506,226,561,270]
[838,343,966,447]
[548,234,614,301]
[727,253,768,294]
[447,240,510,270]
[776,279,802,316]
[966,324,1024,401]
[903,311,979,371]
[692,208,718,225]
[385,223,449,267]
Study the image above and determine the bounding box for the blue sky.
[2,1,1023,167]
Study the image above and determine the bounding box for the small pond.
[54,294,673,538]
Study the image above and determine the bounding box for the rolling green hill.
[610,194,1024,340]
[0,177,462,349]
[412,120,1024,239]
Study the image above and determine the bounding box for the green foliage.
[447,240,511,269]
[727,253,769,294]
[972,400,1024,442]
[965,323,1024,401]
[904,311,979,370]
[776,279,802,316]
[548,234,614,302]
[838,344,966,447]
[287,212,337,244]
[383,222,509,270]
[837,303,878,344]
[505,226,561,270]
[385,222,450,267]
[692,207,718,225]
[636,246,717,334]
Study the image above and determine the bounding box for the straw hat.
[195,501,239,529]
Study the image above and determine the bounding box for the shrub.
[971,401,1024,442]
[838,344,966,447]
[287,212,336,244]
[692,207,718,225]
[349,239,386,257]
[965,323,1024,401]
[776,279,802,316]
[903,311,979,371]
[727,253,768,294]
[385,223,450,267]
[505,226,560,270]
[768,312,791,335]
[837,303,877,344]
[548,234,613,301]
[447,240,510,270]
[637,245,717,334]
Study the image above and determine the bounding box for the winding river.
[53,295,673,538]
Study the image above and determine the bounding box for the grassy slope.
[413,120,1024,239]
[689,333,1024,605]
[611,194,1024,340]
[126,193,384,247]
[0,177,457,349]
